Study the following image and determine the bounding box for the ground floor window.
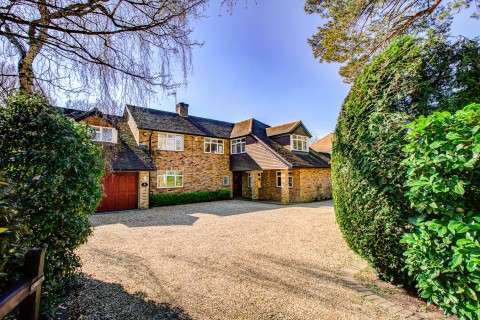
[276,171,293,188]
[157,170,183,188]
[247,172,262,188]
[223,176,230,186]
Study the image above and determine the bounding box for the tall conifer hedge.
[332,36,480,284]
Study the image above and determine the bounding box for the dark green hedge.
[150,190,231,207]
[0,93,105,316]
[332,36,480,285]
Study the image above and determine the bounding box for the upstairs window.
[157,170,184,188]
[204,138,224,154]
[91,126,117,143]
[276,171,293,188]
[158,133,184,151]
[231,138,246,154]
[291,134,308,152]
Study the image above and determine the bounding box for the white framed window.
[158,133,184,151]
[223,176,230,186]
[291,134,308,152]
[231,138,246,154]
[204,138,224,154]
[247,172,262,188]
[91,126,117,143]
[276,171,293,188]
[157,170,184,188]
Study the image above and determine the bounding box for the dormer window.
[291,134,308,152]
[91,126,117,143]
[231,138,246,154]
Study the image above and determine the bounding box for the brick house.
[62,103,331,212]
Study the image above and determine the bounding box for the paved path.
[69,200,399,319]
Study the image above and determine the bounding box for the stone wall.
[139,130,232,195]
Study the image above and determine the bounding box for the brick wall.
[138,171,149,209]
[81,115,113,127]
[298,168,332,201]
[139,130,232,195]
[241,168,331,202]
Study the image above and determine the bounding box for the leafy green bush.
[332,36,480,284]
[0,93,105,316]
[0,172,27,291]
[401,104,480,319]
[150,190,231,207]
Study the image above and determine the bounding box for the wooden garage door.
[97,172,138,212]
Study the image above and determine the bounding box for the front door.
[233,171,243,197]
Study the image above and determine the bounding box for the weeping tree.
[305,0,479,82]
[0,0,236,103]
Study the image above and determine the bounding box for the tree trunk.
[18,58,35,93]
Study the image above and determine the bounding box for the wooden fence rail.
[0,248,46,320]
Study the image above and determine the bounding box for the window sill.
[157,186,184,189]
[158,149,184,152]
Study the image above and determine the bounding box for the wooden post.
[18,248,46,320]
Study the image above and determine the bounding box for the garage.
[97,172,138,212]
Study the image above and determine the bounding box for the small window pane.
[102,128,113,141]
[166,176,175,187]
[176,176,183,187]
[94,127,101,141]
[176,136,183,150]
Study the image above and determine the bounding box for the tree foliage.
[332,36,480,284]
[305,0,478,82]
[0,93,105,315]
[0,172,27,292]
[401,104,480,319]
[0,0,235,102]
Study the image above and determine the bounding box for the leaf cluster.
[332,35,480,284]
[401,104,480,319]
[0,92,105,316]
[0,172,27,292]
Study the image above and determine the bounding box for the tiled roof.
[311,133,334,154]
[266,120,312,138]
[266,121,300,137]
[230,119,253,138]
[126,105,234,139]
[109,119,156,171]
[250,119,330,169]
[59,108,156,172]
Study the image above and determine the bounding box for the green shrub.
[150,190,231,207]
[0,173,27,291]
[401,104,480,319]
[332,36,480,284]
[0,93,105,316]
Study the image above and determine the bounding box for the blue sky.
[136,0,479,139]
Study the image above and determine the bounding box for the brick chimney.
[176,102,189,117]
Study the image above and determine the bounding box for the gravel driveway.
[66,200,398,320]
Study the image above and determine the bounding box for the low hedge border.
[150,190,231,207]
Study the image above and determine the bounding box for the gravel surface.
[65,200,399,320]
